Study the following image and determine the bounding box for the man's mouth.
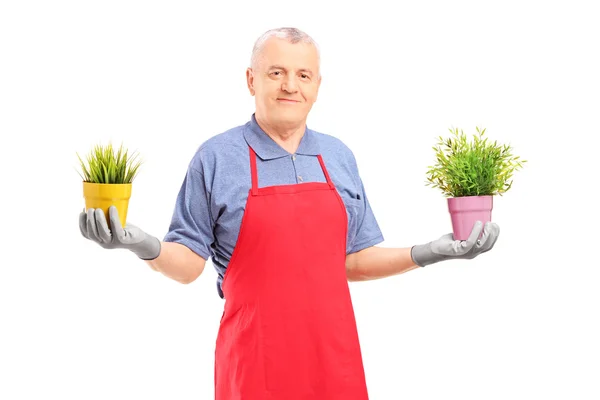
[277,98,300,103]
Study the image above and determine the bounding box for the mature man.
[80,27,500,399]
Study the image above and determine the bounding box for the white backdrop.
[1,1,599,399]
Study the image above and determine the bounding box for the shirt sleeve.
[347,176,384,254]
[163,163,215,261]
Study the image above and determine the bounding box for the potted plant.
[425,127,526,240]
[77,142,143,228]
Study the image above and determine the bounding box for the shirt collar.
[244,113,320,160]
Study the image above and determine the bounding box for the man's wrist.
[131,235,162,260]
[411,243,445,267]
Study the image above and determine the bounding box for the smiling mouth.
[277,99,300,103]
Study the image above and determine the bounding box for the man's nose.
[281,76,298,93]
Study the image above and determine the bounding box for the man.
[79,27,500,399]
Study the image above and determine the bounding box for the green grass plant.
[77,142,142,184]
[426,127,526,197]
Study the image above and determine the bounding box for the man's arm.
[145,242,207,284]
[345,221,500,281]
[345,246,420,281]
[80,206,207,285]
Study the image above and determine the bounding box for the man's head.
[246,27,321,129]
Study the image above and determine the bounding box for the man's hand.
[79,205,161,260]
[410,221,500,267]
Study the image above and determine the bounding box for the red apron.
[214,145,369,400]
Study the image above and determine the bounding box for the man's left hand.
[410,221,500,267]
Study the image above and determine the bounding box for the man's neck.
[255,115,305,154]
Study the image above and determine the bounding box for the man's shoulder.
[188,122,249,171]
[199,122,248,153]
[309,128,357,165]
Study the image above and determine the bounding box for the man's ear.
[314,74,322,102]
[246,68,255,96]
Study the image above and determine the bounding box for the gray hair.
[250,27,321,74]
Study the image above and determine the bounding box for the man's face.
[247,38,321,127]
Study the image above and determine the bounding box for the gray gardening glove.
[411,221,500,267]
[79,205,161,260]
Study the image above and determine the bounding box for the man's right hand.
[79,205,161,260]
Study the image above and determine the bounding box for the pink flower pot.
[447,195,493,240]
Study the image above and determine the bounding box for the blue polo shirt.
[163,114,384,298]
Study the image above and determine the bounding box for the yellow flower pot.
[83,182,132,228]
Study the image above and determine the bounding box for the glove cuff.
[131,235,162,261]
[411,242,445,267]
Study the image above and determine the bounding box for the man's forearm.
[345,246,420,281]
[144,242,207,284]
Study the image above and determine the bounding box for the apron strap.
[317,155,335,189]
[249,146,259,196]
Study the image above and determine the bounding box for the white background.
[1,0,599,399]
